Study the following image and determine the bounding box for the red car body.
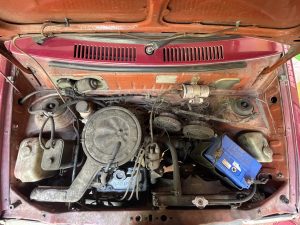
[0,1,299,224]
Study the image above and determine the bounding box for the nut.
[192,196,208,209]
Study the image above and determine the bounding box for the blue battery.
[204,135,261,189]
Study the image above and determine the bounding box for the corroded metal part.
[0,43,32,74]
[82,106,142,167]
[183,124,214,140]
[145,143,161,171]
[0,0,300,45]
[230,98,254,116]
[153,113,181,132]
[14,138,56,182]
[238,132,273,163]
[30,157,100,202]
[192,196,209,209]
[75,78,100,93]
[41,139,74,171]
[181,84,210,99]
[34,98,74,130]
[30,106,142,202]
[75,100,94,121]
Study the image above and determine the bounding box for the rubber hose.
[207,184,257,205]
[163,140,182,197]
[39,116,55,151]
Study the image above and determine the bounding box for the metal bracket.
[30,158,102,202]
[0,42,32,74]
[261,44,300,75]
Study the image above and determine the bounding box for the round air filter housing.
[82,106,142,166]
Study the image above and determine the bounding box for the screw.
[71,206,79,211]
[231,167,237,173]
[279,195,289,204]
[9,200,22,210]
[245,177,254,185]
[277,172,283,178]
[257,209,261,215]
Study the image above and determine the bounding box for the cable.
[19,89,56,105]
[13,36,82,182]
[128,152,144,200]
[149,89,179,142]
[128,150,145,201]
[18,21,240,44]
[38,115,55,151]
[85,95,146,101]
[24,93,81,183]
[207,184,257,206]
[71,120,80,182]
[0,71,23,96]
[13,36,68,106]
[120,149,142,200]
[145,21,240,51]
[27,93,67,115]
[54,99,81,113]
[135,172,140,200]
[12,35,79,137]
[101,142,121,185]
[120,143,146,201]
[163,140,182,197]
[171,108,254,124]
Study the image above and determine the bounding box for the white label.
[232,161,241,171]
[156,75,177,84]
[222,159,231,169]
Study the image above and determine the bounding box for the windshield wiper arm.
[144,21,240,55]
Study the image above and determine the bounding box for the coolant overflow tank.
[41,139,74,171]
[14,138,56,182]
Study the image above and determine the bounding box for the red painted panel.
[9,37,282,66]
[0,56,12,212]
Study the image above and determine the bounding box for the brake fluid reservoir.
[14,138,56,182]
[204,135,261,189]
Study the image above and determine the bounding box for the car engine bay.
[13,84,269,207]
[1,35,294,223]
[16,84,269,208]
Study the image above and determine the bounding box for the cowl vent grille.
[73,44,137,62]
[163,45,224,62]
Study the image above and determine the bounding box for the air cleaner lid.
[82,106,142,166]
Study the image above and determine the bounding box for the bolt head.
[145,46,155,55]
[245,177,254,185]
[192,196,208,209]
